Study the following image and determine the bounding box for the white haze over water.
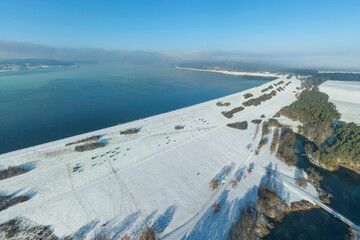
[1,39,360,70]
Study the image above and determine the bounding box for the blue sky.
[1,0,359,53]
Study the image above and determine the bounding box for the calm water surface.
[0,62,271,154]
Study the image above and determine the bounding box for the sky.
[1,0,360,68]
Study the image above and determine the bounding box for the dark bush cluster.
[66,135,100,146]
[242,90,277,107]
[174,125,184,130]
[243,93,253,99]
[1,194,31,211]
[0,219,57,240]
[120,128,140,135]
[258,138,268,149]
[216,101,231,107]
[267,119,283,128]
[227,121,248,130]
[261,85,274,93]
[221,106,244,118]
[0,166,29,180]
[74,142,105,152]
[251,119,262,124]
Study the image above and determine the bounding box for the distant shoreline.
[175,66,282,77]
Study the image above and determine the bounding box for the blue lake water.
[0,62,271,154]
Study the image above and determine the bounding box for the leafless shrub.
[213,203,221,212]
[260,114,265,118]
[247,168,252,173]
[120,235,130,240]
[254,150,260,155]
[139,227,156,240]
[210,178,220,190]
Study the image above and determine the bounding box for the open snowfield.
[0,75,319,239]
[319,80,360,124]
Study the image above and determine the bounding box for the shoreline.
[175,66,281,77]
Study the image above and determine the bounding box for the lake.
[0,62,272,154]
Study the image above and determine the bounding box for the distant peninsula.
[0,59,75,73]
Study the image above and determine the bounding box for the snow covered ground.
[175,66,281,77]
[0,75,319,239]
[319,80,360,124]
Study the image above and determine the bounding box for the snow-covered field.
[0,75,319,239]
[319,80,360,124]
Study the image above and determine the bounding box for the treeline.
[301,73,360,89]
[280,90,340,123]
[319,73,360,81]
[313,122,360,168]
[279,90,360,171]
[279,90,341,145]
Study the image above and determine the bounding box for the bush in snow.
[139,227,156,240]
[210,178,220,191]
